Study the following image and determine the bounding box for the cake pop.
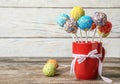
[98,21,112,34]
[47,59,59,68]
[77,16,93,31]
[64,19,78,33]
[93,12,107,26]
[42,63,56,77]
[70,6,85,21]
[57,13,70,27]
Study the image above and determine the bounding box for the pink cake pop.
[93,12,107,26]
[64,19,79,42]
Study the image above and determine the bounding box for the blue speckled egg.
[57,14,70,27]
[77,16,93,31]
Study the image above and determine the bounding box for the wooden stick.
[87,28,91,42]
[92,26,98,42]
[85,31,88,43]
[99,33,103,42]
[74,33,79,43]
[79,29,83,43]
[71,34,76,42]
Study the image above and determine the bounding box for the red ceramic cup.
[72,41,105,80]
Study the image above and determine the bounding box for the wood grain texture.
[0,0,119,57]
[0,8,119,37]
[0,38,119,57]
[0,57,119,84]
[0,0,119,7]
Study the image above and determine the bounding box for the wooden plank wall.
[0,0,119,57]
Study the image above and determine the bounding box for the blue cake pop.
[57,13,70,27]
[77,16,93,31]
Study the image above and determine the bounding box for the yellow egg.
[98,30,110,38]
[70,6,85,21]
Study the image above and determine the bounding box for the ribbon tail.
[98,59,113,83]
[101,76,113,83]
[70,58,77,74]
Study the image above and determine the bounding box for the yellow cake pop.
[70,6,85,21]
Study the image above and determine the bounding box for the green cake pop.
[42,63,56,77]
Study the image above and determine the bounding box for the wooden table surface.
[0,57,119,84]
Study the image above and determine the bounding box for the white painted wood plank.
[0,0,119,7]
[0,38,119,57]
[0,8,119,37]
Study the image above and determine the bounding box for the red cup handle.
[101,47,105,62]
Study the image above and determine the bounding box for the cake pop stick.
[77,16,93,43]
[98,30,110,42]
[85,30,88,43]
[79,29,83,42]
[87,30,91,41]
[92,26,98,41]
[88,23,96,41]
[74,33,79,42]
[71,34,76,42]
[99,33,103,42]
[92,12,107,42]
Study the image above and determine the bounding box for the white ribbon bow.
[70,49,112,83]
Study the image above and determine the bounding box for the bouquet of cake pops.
[56,6,112,42]
[56,6,113,83]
